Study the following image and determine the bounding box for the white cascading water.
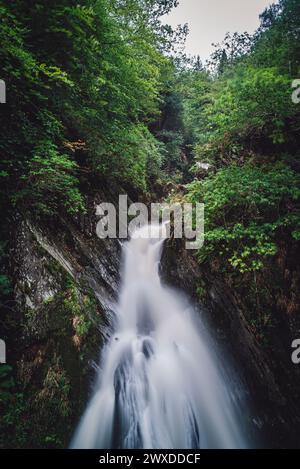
[71,224,250,449]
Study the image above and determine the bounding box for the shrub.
[187,162,300,273]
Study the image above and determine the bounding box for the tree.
[0,0,182,216]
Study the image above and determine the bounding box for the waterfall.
[71,224,251,449]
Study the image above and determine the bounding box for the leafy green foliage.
[92,123,164,190]
[0,0,183,216]
[180,0,300,278]
[63,283,96,340]
[187,163,300,273]
[179,0,300,168]
[254,0,300,75]
[14,140,85,216]
[205,67,294,146]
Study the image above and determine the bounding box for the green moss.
[1,268,103,448]
[196,279,207,300]
[63,285,97,339]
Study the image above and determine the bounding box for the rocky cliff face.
[2,196,121,448]
[162,238,300,449]
[2,206,300,448]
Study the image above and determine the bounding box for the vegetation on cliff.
[180,0,300,338]
[0,0,185,218]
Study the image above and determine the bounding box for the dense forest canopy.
[0,0,299,291]
[183,0,300,275]
[0,0,299,310]
[0,0,181,210]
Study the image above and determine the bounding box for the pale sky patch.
[163,0,278,61]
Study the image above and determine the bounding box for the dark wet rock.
[4,193,121,448]
[161,237,300,449]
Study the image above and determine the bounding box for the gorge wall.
[1,195,300,448]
